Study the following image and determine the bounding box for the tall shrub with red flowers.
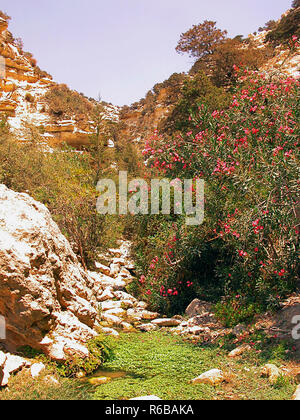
[130,65,299,320]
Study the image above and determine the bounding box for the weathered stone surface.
[0,185,98,360]
[0,351,7,368]
[89,376,111,385]
[293,385,300,400]
[94,262,111,276]
[228,345,252,358]
[138,324,158,332]
[185,299,212,318]
[192,369,227,386]
[127,309,143,321]
[261,364,283,385]
[97,287,115,302]
[151,318,181,327]
[114,291,137,303]
[101,301,122,311]
[89,271,126,290]
[30,362,45,378]
[136,301,148,310]
[121,322,135,332]
[101,327,120,338]
[105,308,126,317]
[4,354,26,374]
[101,313,122,327]
[141,310,160,320]
[119,267,133,279]
[110,263,121,278]
[187,313,217,327]
[186,326,208,336]
[112,258,126,266]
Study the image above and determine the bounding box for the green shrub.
[0,122,124,267]
[214,297,260,327]
[265,8,300,46]
[44,84,93,119]
[160,71,230,135]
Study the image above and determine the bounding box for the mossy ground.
[0,331,297,400]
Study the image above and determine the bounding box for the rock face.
[0,15,119,146]
[0,185,98,360]
[228,345,251,358]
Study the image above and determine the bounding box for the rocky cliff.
[0,14,119,147]
[0,184,99,360]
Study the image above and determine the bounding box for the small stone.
[101,300,122,311]
[127,309,143,321]
[95,262,111,276]
[110,263,121,278]
[130,395,162,400]
[173,315,184,321]
[114,291,137,304]
[141,310,160,320]
[151,318,181,327]
[101,313,122,327]
[89,376,111,385]
[121,322,135,332]
[261,364,283,385]
[101,327,120,338]
[293,384,300,400]
[30,362,46,378]
[136,301,148,310]
[44,375,60,386]
[108,249,122,258]
[228,345,252,358]
[187,326,207,335]
[4,354,27,374]
[98,287,115,302]
[192,369,227,386]
[105,308,126,317]
[232,324,247,336]
[119,267,133,279]
[113,258,126,266]
[138,323,158,332]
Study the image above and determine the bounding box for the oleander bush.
[130,62,300,320]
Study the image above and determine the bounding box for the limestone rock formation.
[0,184,98,360]
[0,15,119,147]
[185,299,212,318]
[192,369,227,386]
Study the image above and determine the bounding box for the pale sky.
[0,0,292,105]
